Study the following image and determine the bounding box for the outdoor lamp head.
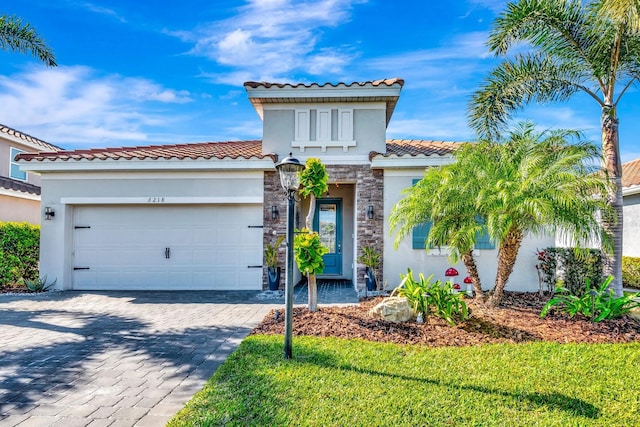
[275,153,305,192]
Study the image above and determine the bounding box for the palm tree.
[391,122,611,306]
[389,157,487,300]
[0,14,56,66]
[599,0,640,30]
[469,0,640,296]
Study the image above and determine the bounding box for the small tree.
[298,158,329,311]
[391,122,612,306]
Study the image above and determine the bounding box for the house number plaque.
[147,197,166,203]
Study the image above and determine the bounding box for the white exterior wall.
[39,170,264,290]
[383,169,555,292]
[624,192,640,257]
[261,103,387,165]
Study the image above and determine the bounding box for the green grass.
[168,335,640,426]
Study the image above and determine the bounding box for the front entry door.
[314,199,342,275]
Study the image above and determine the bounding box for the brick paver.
[0,291,280,426]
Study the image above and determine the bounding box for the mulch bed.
[251,292,640,347]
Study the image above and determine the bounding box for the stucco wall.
[624,193,640,257]
[383,169,555,292]
[261,103,387,159]
[39,170,264,290]
[0,195,40,224]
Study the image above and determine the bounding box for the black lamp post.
[275,153,305,359]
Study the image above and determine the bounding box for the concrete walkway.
[0,291,279,427]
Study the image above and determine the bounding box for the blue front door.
[314,199,342,276]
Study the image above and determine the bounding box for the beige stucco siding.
[0,195,40,224]
[383,169,554,292]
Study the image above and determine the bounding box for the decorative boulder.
[369,297,414,323]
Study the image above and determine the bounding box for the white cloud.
[0,66,193,147]
[172,0,365,83]
[466,0,505,13]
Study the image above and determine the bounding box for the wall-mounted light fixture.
[271,205,279,220]
[44,207,55,221]
[367,205,374,220]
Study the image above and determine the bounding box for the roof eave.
[370,154,455,169]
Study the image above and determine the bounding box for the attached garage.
[72,204,263,290]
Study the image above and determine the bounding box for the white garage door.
[72,205,263,290]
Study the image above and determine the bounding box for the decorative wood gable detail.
[292,107,356,152]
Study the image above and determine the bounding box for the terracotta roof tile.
[0,176,41,195]
[0,124,62,151]
[244,78,404,89]
[370,139,462,160]
[16,140,274,162]
[623,158,640,188]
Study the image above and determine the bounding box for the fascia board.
[0,187,41,201]
[17,158,276,173]
[623,185,640,196]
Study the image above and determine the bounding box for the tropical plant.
[391,122,611,306]
[392,268,469,325]
[265,235,285,269]
[0,14,56,66]
[297,158,329,311]
[389,156,487,300]
[357,246,381,270]
[293,229,328,277]
[622,256,640,288]
[25,275,56,293]
[536,247,604,295]
[469,0,640,296]
[541,275,640,321]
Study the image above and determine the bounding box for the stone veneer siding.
[263,165,384,291]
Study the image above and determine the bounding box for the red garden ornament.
[445,267,459,277]
[463,276,473,284]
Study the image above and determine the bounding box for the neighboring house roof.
[623,158,640,196]
[17,139,461,164]
[15,140,274,162]
[0,176,41,195]
[1,124,61,152]
[243,78,404,90]
[623,158,640,188]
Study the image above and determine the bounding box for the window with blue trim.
[10,147,26,181]
[411,179,495,250]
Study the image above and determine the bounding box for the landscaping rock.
[368,297,414,323]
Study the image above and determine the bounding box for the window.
[411,179,495,250]
[10,147,26,181]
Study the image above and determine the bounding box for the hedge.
[622,256,640,289]
[0,222,40,288]
[536,247,603,295]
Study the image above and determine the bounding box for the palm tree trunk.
[488,229,523,307]
[601,105,624,296]
[461,250,485,302]
[306,194,318,311]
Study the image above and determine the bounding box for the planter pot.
[267,267,281,291]
[365,267,377,291]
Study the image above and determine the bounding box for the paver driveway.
[0,291,278,426]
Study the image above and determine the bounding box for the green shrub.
[541,275,640,321]
[536,247,603,295]
[622,256,640,289]
[0,222,40,288]
[393,268,469,325]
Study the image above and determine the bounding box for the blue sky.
[0,0,638,162]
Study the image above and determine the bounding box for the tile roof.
[623,158,640,188]
[16,140,275,162]
[0,124,62,151]
[17,139,462,163]
[244,78,404,89]
[0,176,41,195]
[371,139,462,160]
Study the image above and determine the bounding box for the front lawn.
[168,335,640,426]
